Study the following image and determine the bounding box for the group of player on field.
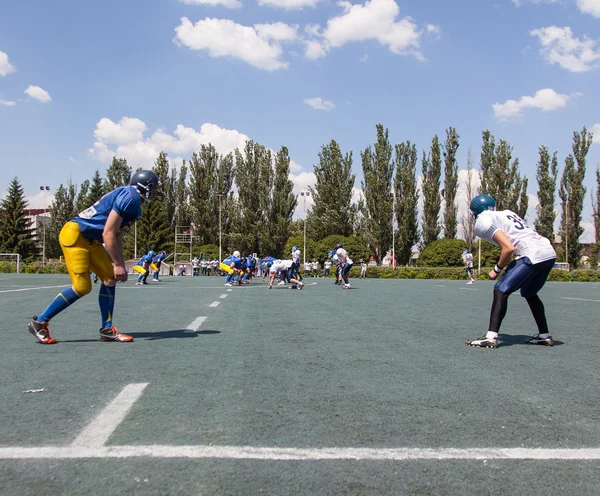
[26,169,557,349]
[133,250,167,285]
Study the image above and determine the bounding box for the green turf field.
[1,273,600,495]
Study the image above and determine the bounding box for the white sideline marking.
[219,294,228,299]
[0,285,65,294]
[2,446,600,461]
[209,301,220,307]
[561,297,600,303]
[459,288,477,291]
[71,384,148,448]
[433,285,445,288]
[185,316,207,333]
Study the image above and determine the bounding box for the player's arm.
[103,209,128,282]
[488,230,515,280]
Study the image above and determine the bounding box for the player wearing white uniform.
[465,194,556,349]
[291,246,302,281]
[268,260,304,289]
[464,250,475,284]
[335,244,354,289]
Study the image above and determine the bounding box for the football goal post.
[0,253,21,273]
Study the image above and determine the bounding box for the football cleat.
[466,336,498,348]
[298,282,304,290]
[99,326,134,342]
[28,318,57,344]
[224,283,233,287]
[525,334,554,346]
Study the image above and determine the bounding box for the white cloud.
[24,85,52,103]
[592,123,600,144]
[304,39,329,59]
[577,0,600,18]
[178,0,242,8]
[259,0,320,9]
[530,26,600,73]
[94,117,147,145]
[175,17,296,71]
[359,53,369,62]
[0,50,15,76]
[304,97,335,111]
[0,99,16,106]
[89,117,250,169]
[492,88,579,120]
[322,0,426,59]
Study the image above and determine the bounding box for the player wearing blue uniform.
[27,170,162,344]
[135,251,155,285]
[152,251,167,281]
[223,251,243,287]
[241,254,256,284]
[466,194,557,349]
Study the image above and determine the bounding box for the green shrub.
[0,261,18,273]
[417,239,467,267]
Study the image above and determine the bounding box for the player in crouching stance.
[27,170,162,344]
[268,259,304,290]
[465,194,556,349]
[335,243,353,289]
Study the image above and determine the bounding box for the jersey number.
[507,214,527,230]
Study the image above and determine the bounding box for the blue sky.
[0,0,598,238]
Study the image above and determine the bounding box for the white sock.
[538,333,550,338]
[486,331,498,340]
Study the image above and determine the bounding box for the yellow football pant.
[59,222,114,296]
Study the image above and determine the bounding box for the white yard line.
[185,316,207,333]
[561,297,600,303]
[227,289,233,292]
[209,301,220,307]
[219,294,228,299]
[459,287,478,291]
[70,384,149,448]
[2,445,600,461]
[0,285,65,294]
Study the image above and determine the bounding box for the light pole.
[300,191,310,265]
[392,188,396,270]
[39,185,50,265]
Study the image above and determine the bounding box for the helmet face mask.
[335,243,342,250]
[470,194,496,218]
[130,170,163,202]
[233,250,241,258]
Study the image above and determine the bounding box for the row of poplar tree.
[0,124,597,268]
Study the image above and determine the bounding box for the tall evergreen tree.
[189,145,219,245]
[307,139,356,240]
[394,142,420,265]
[421,135,442,248]
[534,146,558,241]
[0,178,38,260]
[442,127,459,238]
[104,157,131,191]
[460,147,478,249]
[591,167,600,266]
[360,124,394,264]
[75,180,90,212]
[559,127,593,269]
[479,131,526,211]
[174,162,190,228]
[233,141,272,255]
[213,152,235,254]
[263,146,297,257]
[45,182,77,259]
[87,169,105,205]
[517,176,529,221]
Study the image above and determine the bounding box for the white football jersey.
[270,259,293,273]
[465,253,473,267]
[336,248,353,265]
[292,250,301,263]
[475,210,556,264]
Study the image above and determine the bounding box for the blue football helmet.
[470,194,496,218]
[130,170,163,201]
[147,250,156,257]
[292,245,298,251]
[328,250,335,258]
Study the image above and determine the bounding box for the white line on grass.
[561,297,600,303]
[219,294,228,299]
[185,316,207,334]
[0,285,65,294]
[227,289,233,292]
[70,384,149,448]
[209,301,220,307]
[459,287,478,291]
[3,445,600,461]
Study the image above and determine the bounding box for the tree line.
[0,125,597,268]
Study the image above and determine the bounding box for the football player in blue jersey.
[222,251,243,287]
[27,170,162,344]
[134,250,155,285]
[152,250,167,282]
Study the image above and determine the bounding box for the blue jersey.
[135,255,153,266]
[74,186,142,242]
[245,256,255,269]
[223,256,242,269]
[153,253,166,264]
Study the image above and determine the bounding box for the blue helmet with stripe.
[470,194,496,218]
